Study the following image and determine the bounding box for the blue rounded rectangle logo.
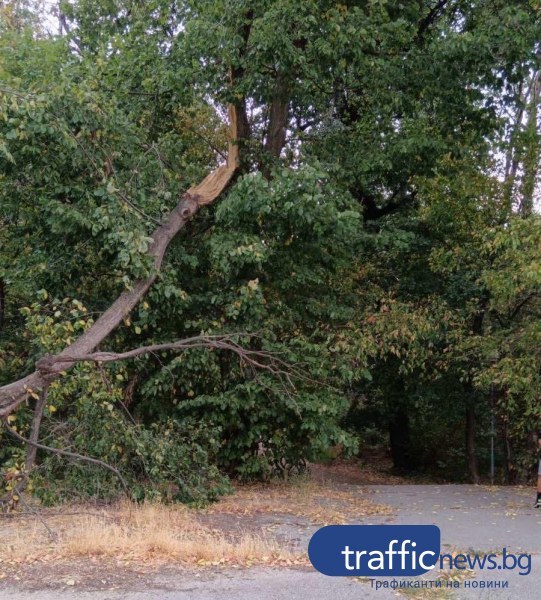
[308,525,441,576]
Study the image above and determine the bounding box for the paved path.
[0,569,396,600]
[1,484,540,600]
[365,485,541,599]
[365,484,541,554]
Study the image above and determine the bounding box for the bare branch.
[416,0,449,42]
[34,334,307,385]
[509,292,539,322]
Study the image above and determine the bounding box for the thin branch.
[35,334,313,386]
[16,492,56,540]
[0,510,118,521]
[416,0,449,42]
[115,188,163,226]
[2,421,130,499]
[508,292,539,322]
[0,386,49,512]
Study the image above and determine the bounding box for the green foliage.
[351,162,541,480]
[33,404,230,506]
[135,167,366,478]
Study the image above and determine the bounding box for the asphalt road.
[0,569,396,600]
[366,484,541,554]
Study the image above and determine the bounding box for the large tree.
[0,0,539,498]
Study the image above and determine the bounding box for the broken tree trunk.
[0,105,242,418]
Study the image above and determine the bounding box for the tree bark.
[24,386,48,474]
[464,295,488,484]
[389,406,415,473]
[502,418,518,484]
[503,71,540,214]
[264,72,289,162]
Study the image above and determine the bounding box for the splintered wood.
[187,105,240,205]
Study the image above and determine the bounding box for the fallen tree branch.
[0,105,243,417]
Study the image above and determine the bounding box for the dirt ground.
[0,457,397,592]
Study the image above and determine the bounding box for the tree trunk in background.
[502,419,518,484]
[466,405,480,484]
[504,70,541,214]
[503,79,525,211]
[464,295,488,484]
[389,406,415,473]
[519,70,540,217]
[262,71,289,176]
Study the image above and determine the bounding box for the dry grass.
[207,473,391,524]
[0,502,303,567]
